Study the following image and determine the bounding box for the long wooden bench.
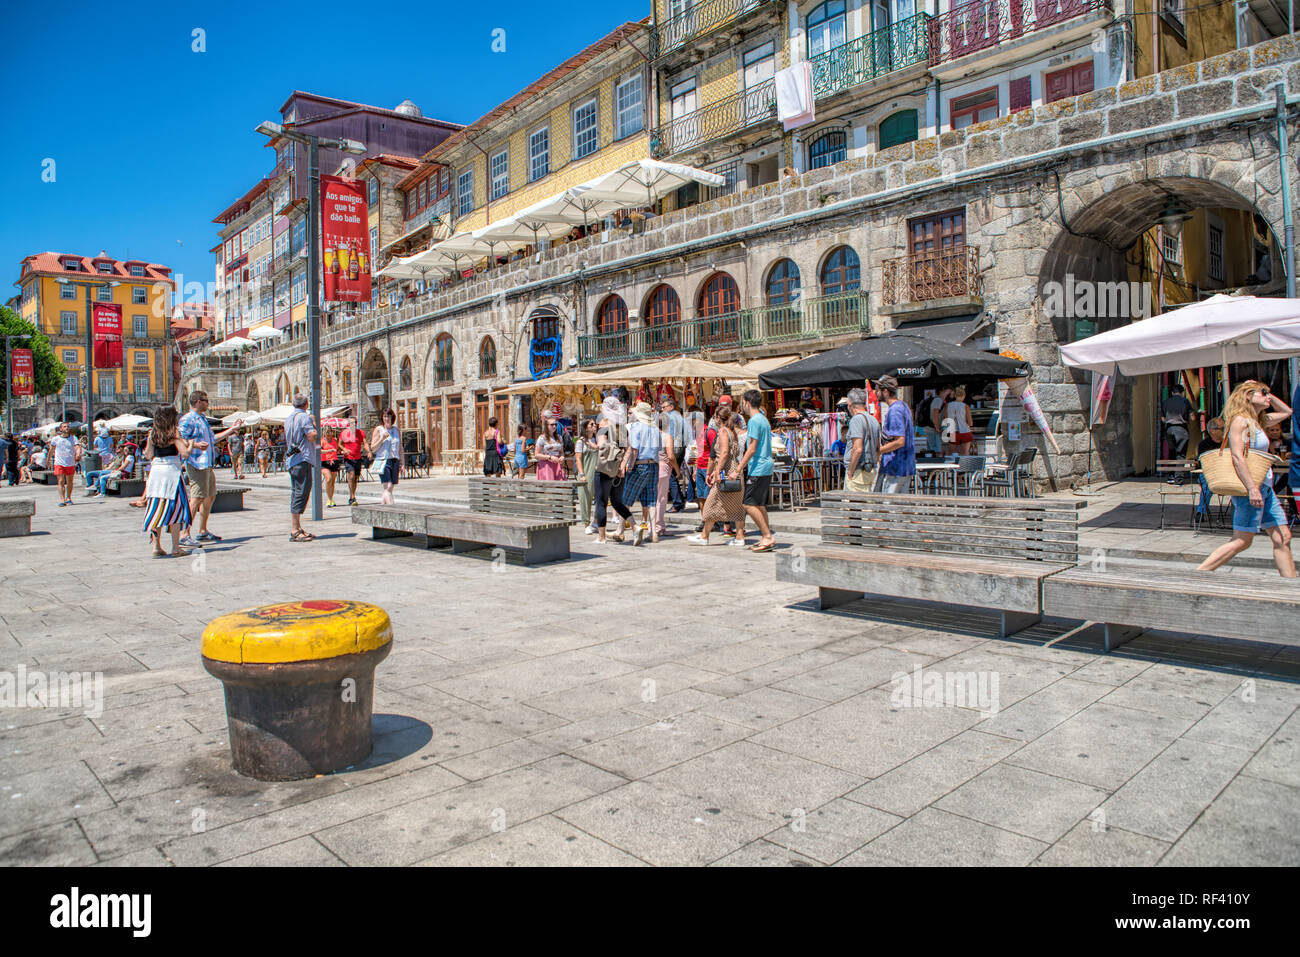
[1043,557,1300,651]
[352,478,580,565]
[775,492,1084,637]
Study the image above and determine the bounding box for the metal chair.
[1015,447,1039,497]
[956,455,986,496]
[770,457,796,510]
[981,450,1025,498]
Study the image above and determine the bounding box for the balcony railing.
[881,246,980,306]
[650,0,779,59]
[578,290,870,366]
[650,78,777,159]
[810,14,932,100]
[928,0,1111,66]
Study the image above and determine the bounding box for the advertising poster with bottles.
[11,348,34,395]
[321,174,371,302]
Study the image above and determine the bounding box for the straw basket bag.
[1198,448,1281,496]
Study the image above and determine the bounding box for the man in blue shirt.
[285,393,320,542]
[93,427,114,467]
[180,390,243,544]
[659,396,688,511]
[733,389,776,552]
[875,375,916,494]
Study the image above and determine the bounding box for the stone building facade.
[183,35,1300,487]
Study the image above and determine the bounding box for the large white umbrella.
[222,410,259,427]
[246,325,283,341]
[211,336,255,353]
[1059,295,1300,385]
[477,204,583,252]
[378,252,452,282]
[517,184,628,229]
[257,404,297,425]
[1260,320,1300,354]
[104,413,153,433]
[578,159,726,207]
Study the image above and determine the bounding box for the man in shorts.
[285,394,320,542]
[179,391,242,545]
[733,389,776,552]
[338,415,369,505]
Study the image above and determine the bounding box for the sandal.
[749,542,776,553]
[289,530,316,542]
[171,547,191,557]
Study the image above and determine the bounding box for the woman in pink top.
[534,415,566,481]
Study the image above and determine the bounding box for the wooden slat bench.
[352,478,580,565]
[1043,557,1300,651]
[775,492,1084,637]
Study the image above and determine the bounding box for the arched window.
[434,334,454,384]
[821,245,863,331]
[479,336,497,378]
[399,356,413,390]
[765,259,801,305]
[821,245,861,295]
[644,284,681,354]
[697,272,740,348]
[529,307,563,380]
[879,110,919,151]
[594,295,629,362]
[807,0,847,57]
[324,376,332,402]
[808,130,847,170]
[275,373,289,405]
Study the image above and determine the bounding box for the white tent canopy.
[246,325,283,341]
[1260,321,1300,354]
[1059,294,1300,377]
[256,404,297,425]
[103,413,153,433]
[222,410,259,427]
[578,158,725,206]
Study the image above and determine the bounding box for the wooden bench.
[775,492,1084,637]
[1043,557,1300,651]
[0,499,35,536]
[352,478,580,565]
[105,477,145,497]
[34,470,59,486]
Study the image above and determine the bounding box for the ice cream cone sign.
[1000,350,1061,454]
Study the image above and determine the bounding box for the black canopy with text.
[757,333,1031,389]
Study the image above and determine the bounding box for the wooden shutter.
[1072,61,1094,96]
[1009,77,1032,113]
[1045,67,1074,104]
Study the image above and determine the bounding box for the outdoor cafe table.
[915,461,959,495]
[443,449,478,475]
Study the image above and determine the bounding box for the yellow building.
[427,20,652,235]
[15,251,174,419]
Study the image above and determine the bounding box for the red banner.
[93,303,123,368]
[10,348,34,396]
[321,175,372,303]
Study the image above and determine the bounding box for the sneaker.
[180,535,197,547]
[196,531,222,543]
[728,538,748,547]
[583,525,596,535]
[651,527,660,543]
[57,501,67,508]
[634,524,646,546]
[84,489,97,497]
[686,535,712,546]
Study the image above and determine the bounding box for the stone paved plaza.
[1,483,1298,867]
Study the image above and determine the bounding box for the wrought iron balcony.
[810,14,932,100]
[881,246,980,306]
[650,78,777,159]
[578,291,870,366]
[928,0,1112,67]
[650,0,780,59]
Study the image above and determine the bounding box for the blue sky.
[1,0,648,303]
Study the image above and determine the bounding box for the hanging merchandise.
[1000,349,1061,453]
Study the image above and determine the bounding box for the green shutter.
[879,110,918,151]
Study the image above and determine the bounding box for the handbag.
[597,434,624,477]
[1199,447,1280,496]
[719,476,742,493]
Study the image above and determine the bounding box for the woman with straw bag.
[1197,380,1295,577]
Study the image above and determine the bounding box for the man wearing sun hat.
[620,401,662,545]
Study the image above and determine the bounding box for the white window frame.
[98,375,115,400]
[528,126,550,182]
[132,286,147,304]
[743,41,775,89]
[457,168,475,218]
[670,77,697,119]
[573,96,599,160]
[60,284,77,300]
[134,350,149,367]
[368,177,379,205]
[64,378,78,399]
[133,314,147,338]
[96,261,113,274]
[62,349,77,364]
[96,286,112,303]
[490,148,510,200]
[134,375,150,399]
[130,265,145,277]
[616,74,644,139]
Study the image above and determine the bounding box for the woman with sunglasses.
[1198,380,1294,577]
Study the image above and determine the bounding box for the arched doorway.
[274,373,290,405]
[1037,175,1285,481]
[527,306,564,380]
[246,380,260,412]
[360,347,389,428]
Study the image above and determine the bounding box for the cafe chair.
[956,455,986,496]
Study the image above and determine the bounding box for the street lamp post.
[256,121,365,523]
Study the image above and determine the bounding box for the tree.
[0,305,66,417]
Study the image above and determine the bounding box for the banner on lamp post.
[92,303,123,368]
[11,348,34,396]
[320,174,372,303]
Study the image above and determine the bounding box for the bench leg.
[818,587,863,610]
[1103,624,1144,652]
[371,526,412,540]
[522,526,571,565]
[423,535,453,550]
[999,610,1042,638]
[451,539,480,553]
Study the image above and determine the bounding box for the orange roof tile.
[17,252,174,287]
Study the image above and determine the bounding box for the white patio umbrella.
[378,252,453,282]
[476,205,583,253]
[1259,320,1300,354]
[519,184,628,229]
[246,325,283,341]
[210,336,255,353]
[104,413,153,433]
[1059,294,1300,389]
[577,159,726,207]
[257,403,297,425]
[222,410,259,427]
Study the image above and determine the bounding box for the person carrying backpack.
[843,387,881,493]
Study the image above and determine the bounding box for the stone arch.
[399,355,413,391]
[274,372,290,405]
[246,379,261,410]
[360,347,389,422]
[1033,167,1287,485]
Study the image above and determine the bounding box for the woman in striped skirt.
[141,406,194,558]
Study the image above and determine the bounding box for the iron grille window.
[809,130,847,170]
